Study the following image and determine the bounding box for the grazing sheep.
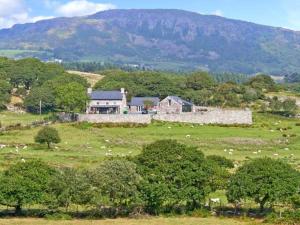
[186,135,191,138]
[210,198,220,203]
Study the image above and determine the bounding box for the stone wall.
[78,108,252,125]
[153,108,252,125]
[77,114,152,124]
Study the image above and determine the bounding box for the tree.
[24,86,56,114]
[186,71,216,90]
[35,126,61,148]
[89,159,142,213]
[0,160,54,214]
[246,74,276,92]
[46,168,93,211]
[55,82,89,113]
[143,100,155,111]
[134,140,221,214]
[227,158,300,212]
[0,80,11,110]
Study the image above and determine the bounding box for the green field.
[0,111,299,170]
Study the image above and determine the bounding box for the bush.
[189,208,211,218]
[207,155,234,168]
[45,212,72,220]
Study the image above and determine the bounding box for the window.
[106,102,109,105]
[168,99,172,106]
[97,102,100,105]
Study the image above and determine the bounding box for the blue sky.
[1,0,300,30]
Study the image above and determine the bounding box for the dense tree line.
[0,57,297,116]
[94,71,281,108]
[0,57,89,113]
[0,140,298,220]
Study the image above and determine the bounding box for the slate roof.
[90,91,123,100]
[129,97,160,106]
[168,96,193,106]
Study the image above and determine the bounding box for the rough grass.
[0,111,45,127]
[0,217,263,225]
[67,71,104,87]
[0,112,299,170]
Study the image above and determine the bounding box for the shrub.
[207,155,234,168]
[45,212,72,220]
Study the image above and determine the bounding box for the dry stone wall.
[78,108,252,125]
[78,114,152,124]
[153,108,252,125]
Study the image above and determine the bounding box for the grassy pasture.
[0,111,299,170]
[0,217,263,225]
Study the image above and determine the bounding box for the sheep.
[210,198,220,204]
[186,135,191,138]
[21,159,26,163]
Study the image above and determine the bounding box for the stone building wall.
[159,97,182,114]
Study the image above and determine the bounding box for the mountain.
[1,9,300,74]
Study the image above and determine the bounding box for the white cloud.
[212,10,223,17]
[56,0,116,17]
[0,0,53,29]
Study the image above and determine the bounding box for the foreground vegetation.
[0,217,262,225]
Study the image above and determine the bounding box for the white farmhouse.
[86,88,127,114]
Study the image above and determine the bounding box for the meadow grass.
[0,111,299,169]
[0,111,45,127]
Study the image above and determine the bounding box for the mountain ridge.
[1,9,300,74]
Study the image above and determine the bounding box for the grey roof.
[90,91,123,100]
[129,97,160,106]
[168,96,193,106]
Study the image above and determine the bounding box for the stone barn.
[159,96,194,114]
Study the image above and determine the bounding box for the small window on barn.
[106,102,109,105]
[168,99,172,106]
[97,102,100,105]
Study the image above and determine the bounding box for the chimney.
[87,88,92,94]
[120,88,125,94]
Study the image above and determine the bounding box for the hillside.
[1,9,300,74]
